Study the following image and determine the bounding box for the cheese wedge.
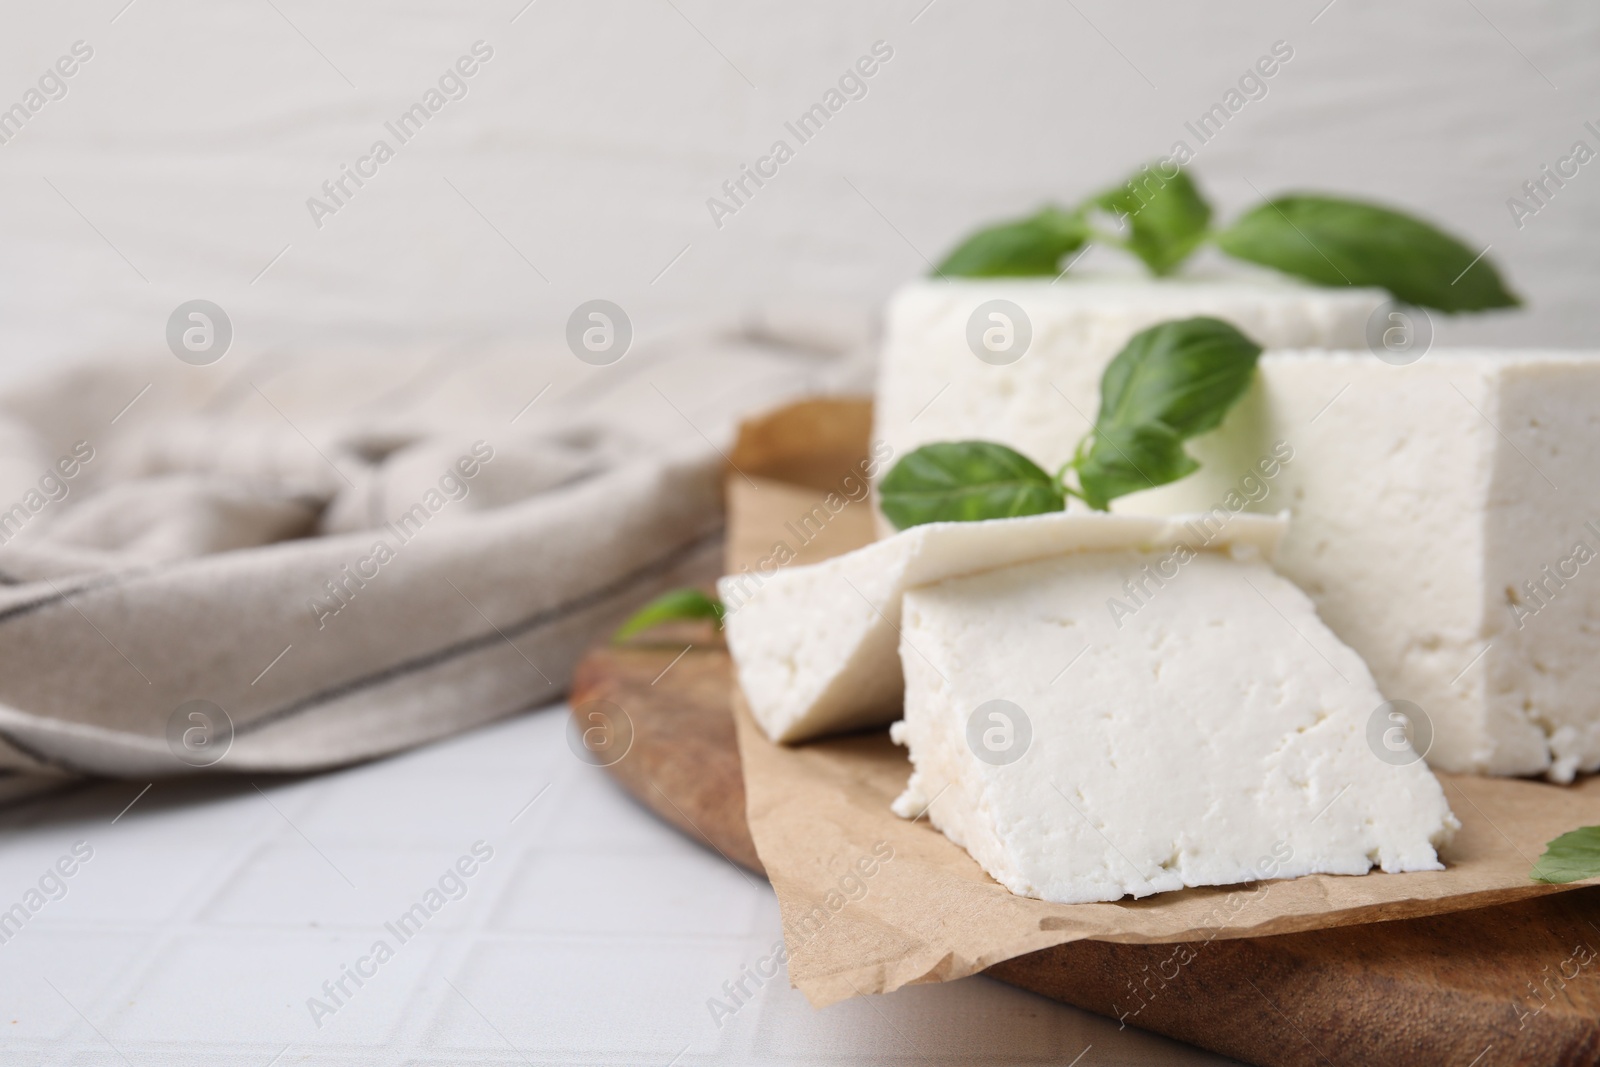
[890,549,1458,904]
[873,277,1384,481]
[719,511,1285,744]
[1119,351,1600,781]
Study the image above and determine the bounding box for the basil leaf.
[1215,195,1521,312]
[1096,317,1262,440]
[1531,826,1600,884]
[880,442,1064,530]
[935,206,1089,277]
[1091,165,1212,276]
[1075,317,1260,510]
[613,588,723,643]
[1076,421,1198,512]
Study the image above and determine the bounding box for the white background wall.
[0,0,1596,382]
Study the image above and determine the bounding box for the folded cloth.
[0,312,871,788]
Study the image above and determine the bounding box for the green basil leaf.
[1073,317,1260,510]
[1076,421,1198,512]
[934,206,1089,277]
[612,588,723,643]
[1096,317,1262,440]
[1091,165,1212,276]
[1531,825,1600,884]
[879,442,1065,530]
[1215,194,1521,312]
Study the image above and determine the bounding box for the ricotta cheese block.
[1117,351,1600,781]
[890,548,1458,904]
[719,510,1286,744]
[873,276,1385,481]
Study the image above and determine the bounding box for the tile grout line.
[55,782,321,1044]
[385,754,578,1054]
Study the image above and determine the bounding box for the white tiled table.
[0,706,1237,1065]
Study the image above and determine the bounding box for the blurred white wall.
[0,0,1595,383]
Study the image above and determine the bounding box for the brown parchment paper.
[724,396,1600,1008]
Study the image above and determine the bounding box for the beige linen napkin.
[0,314,870,797]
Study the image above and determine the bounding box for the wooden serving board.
[573,635,1600,1067]
[573,397,1600,1066]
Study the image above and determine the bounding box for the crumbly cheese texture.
[873,277,1384,479]
[1116,351,1600,782]
[719,511,1286,744]
[891,551,1458,904]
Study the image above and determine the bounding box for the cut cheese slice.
[890,549,1458,904]
[719,510,1285,744]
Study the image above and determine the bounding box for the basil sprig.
[936,163,1520,313]
[613,588,724,643]
[1531,826,1600,884]
[879,317,1261,529]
